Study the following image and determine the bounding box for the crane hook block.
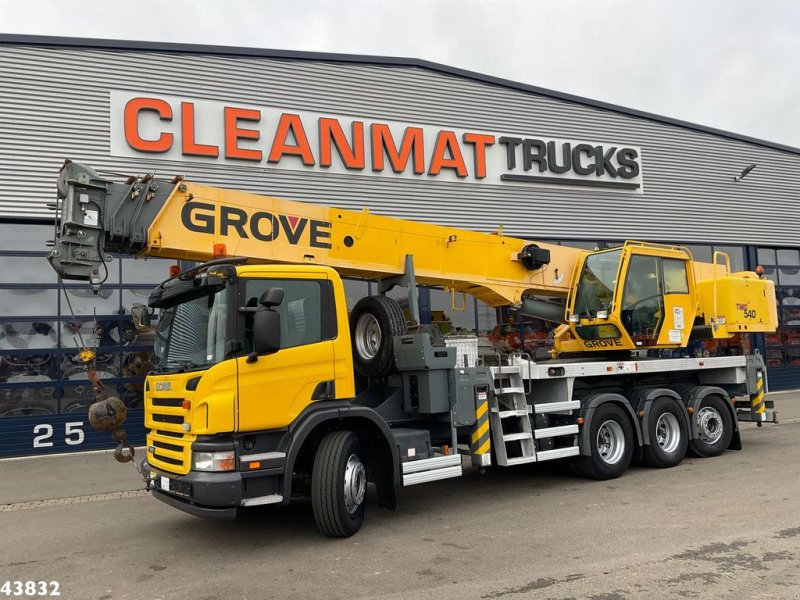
[518,244,551,271]
[88,396,128,432]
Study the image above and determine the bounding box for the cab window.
[244,279,332,351]
[663,259,689,294]
[573,249,622,317]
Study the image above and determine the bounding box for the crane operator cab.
[552,242,774,355]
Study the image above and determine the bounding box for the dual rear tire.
[572,403,634,480]
[688,395,733,458]
[641,398,689,468]
[573,395,732,480]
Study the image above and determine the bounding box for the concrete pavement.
[2,392,797,507]
[0,393,798,600]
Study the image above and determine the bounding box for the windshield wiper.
[152,360,206,374]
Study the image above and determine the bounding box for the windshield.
[573,249,622,317]
[154,287,229,372]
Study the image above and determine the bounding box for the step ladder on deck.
[490,365,537,466]
[531,398,581,462]
[491,364,582,465]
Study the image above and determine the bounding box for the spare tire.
[350,296,407,378]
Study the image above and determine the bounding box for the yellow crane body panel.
[696,275,778,336]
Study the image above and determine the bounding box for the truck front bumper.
[140,459,269,521]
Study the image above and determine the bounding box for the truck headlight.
[192,450,235,472]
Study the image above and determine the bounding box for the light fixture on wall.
[733,164,757,182]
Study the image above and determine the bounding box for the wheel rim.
[343,453,366,514]
[655,412,681,454]
[354,314,381,360]
[696,406,723,444]
[596,420,625,465]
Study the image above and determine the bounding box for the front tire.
[572,403,634,480]
[312,431,367,537]
[642,398,689,468]
[689,395,733,458]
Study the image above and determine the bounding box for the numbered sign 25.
[33,422,85,448]
[0,411,146,457]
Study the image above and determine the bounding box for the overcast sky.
[2,0,799,148]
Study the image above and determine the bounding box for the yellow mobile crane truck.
[48,161,777,536]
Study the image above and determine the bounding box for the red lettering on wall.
[319,118,365,169]
[370,125,425,174]
[224,107,262,161]
[463,133,496,179]
[181,102,219,157]
[268,114,316,165]
[123,97,174,153]
[428,130,468,177]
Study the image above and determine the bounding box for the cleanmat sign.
[110,90,644,192]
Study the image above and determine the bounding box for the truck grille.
[152,397,184,408]
[152,413,184,424]
[152,439,183,453]
[146,394,192,474]
[147,430,192,474]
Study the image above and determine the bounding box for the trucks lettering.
[180,202,332,249]
[499,137,639,179]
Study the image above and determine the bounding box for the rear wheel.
[689,395,733,458]
[642,398,688,468]
[349,296,406,378]
[311,431,367,537]
[572,403,634,480]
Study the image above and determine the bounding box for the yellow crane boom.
[48,161,776,355]
[144,181,580,307]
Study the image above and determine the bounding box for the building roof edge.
[1,33,798,155]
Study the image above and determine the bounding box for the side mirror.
[250,288,283,360]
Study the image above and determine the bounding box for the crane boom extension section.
[48,161,576,308]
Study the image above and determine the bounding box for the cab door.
[619,253,693,348]
[235,275,337,432]
[655,257,694,347]
[619,253,663,346]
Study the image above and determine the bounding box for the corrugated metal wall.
[1,43,799,245]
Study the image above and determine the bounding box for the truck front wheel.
[312,431,367,537]
[572,403,634,480]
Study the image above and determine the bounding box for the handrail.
[712,250,731,329]
[450,288,467,312]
